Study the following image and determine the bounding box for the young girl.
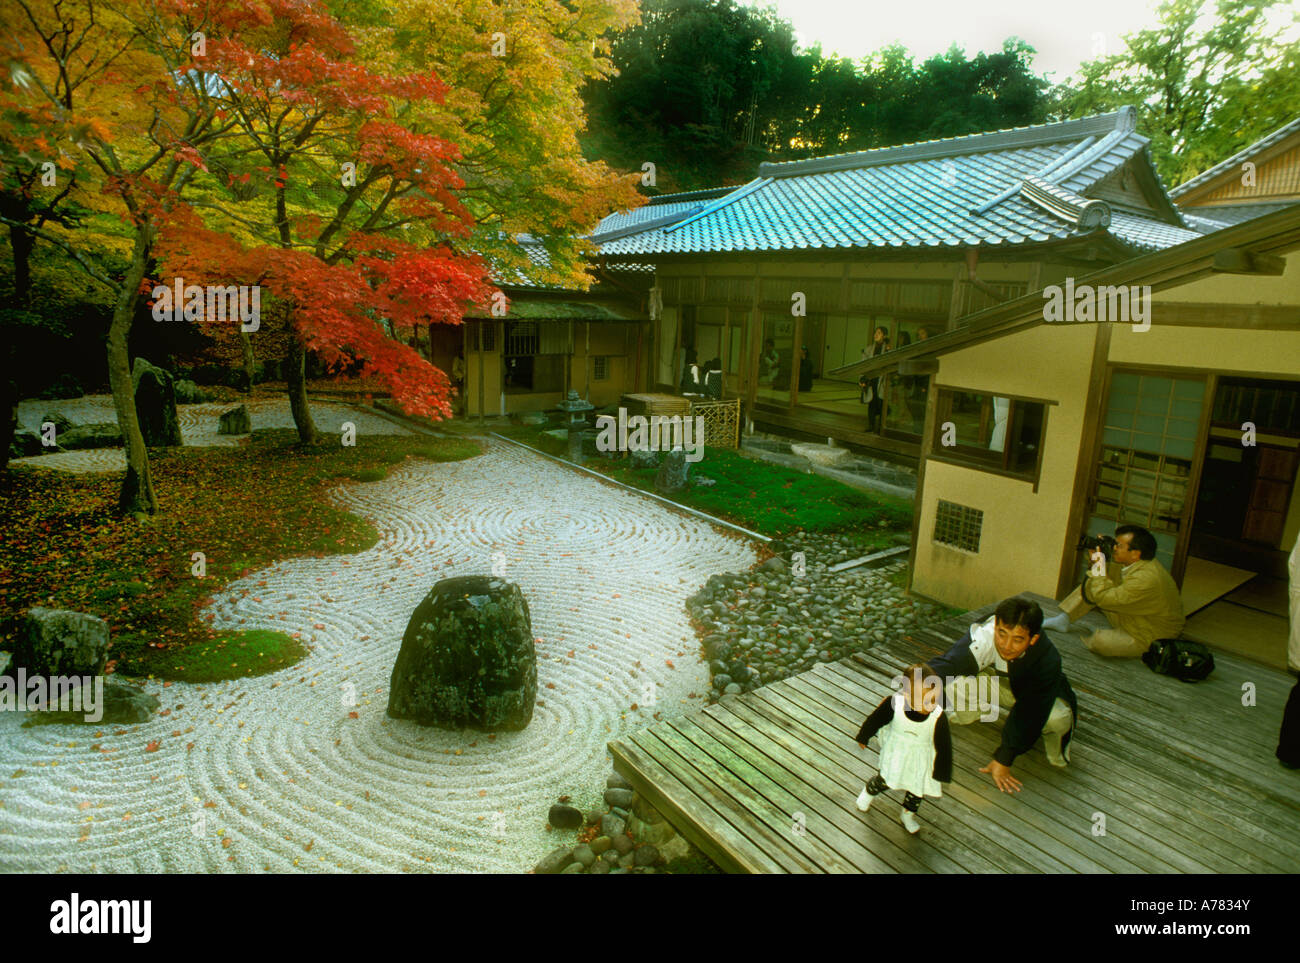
[855,663,953,834]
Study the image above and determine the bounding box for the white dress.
[876,698,944,798]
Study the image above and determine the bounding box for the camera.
[1077,533,1117,555]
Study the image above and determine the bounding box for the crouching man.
[928,597,1078,793]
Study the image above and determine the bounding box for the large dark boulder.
[10,608,110,676]
[131,358,182,446]
[22,681,159,726]
[387,576,537,731]
[9,430,45,458]
[654,448,690,494]
[59,422,123,450]
[630,447,660,469]
[40,411,73,434]
[218,404,251,435]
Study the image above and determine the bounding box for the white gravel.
[12,395,410,472]
[0,438,758,872]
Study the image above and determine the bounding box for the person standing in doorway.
[451,351,466,417]
[865,326,889,432]
[798,345,813,393]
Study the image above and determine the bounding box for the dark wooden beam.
[1211,248,1287,275]
[898,358,940,375]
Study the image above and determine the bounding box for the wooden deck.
[608,593,1300,873]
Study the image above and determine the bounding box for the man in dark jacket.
[927,596,1077,793]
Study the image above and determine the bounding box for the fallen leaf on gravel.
[144,740,160,753]
[221,838,232,849]
[665,660,675,669]
[347,711,358,719]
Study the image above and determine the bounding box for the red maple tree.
[153,0,495,434]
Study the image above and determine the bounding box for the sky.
[747,0,1294,82]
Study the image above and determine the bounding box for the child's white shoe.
[901,809,921,834]
[856,787,873,812]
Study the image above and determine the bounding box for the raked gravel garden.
[1,397,951,873]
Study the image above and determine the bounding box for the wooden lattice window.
[934,500,983,553]
[467,321,496,352]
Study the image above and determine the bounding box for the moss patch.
[0,429,482,682]
[495,423,912,539]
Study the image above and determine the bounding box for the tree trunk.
[240,330,257,387]
[285,337,319,445]
[2,223,35,472]
[109,236,158,514]
[0,375,16,472]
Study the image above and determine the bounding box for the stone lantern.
[556,389,594,463]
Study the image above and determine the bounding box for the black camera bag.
[1142,637,1215,683]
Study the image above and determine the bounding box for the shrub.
[37,373,83,400]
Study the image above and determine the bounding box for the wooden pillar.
[634,323,644,393]
[905,361,941,595]
[1054,323,1113,597]
[789,313,804,408]
[584,321,591,400]
[476,320,485,425]
[745,267,761,415]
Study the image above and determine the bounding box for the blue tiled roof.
[593,108,1196,258]
[1180,201,1300,234]
[1170,116,1300,199]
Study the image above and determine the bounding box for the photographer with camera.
[1040,524,1185,658]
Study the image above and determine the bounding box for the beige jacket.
[1084,557,1185,648]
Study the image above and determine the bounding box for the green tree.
[1062,0,1300,183]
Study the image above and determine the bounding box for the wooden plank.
[691,705,944,872]
[847,648,1300,871]
[766,673,1085,872]
[628,727,815,873]
[781,669,1135,873]
[828,545,910,573]
[856,637,1300,828]
[609,737,782,874]
[754,686,1045,873]
[635,725,827,874]
[717,696,998,873]
[820,660,1219,873]
[668,713,897,873]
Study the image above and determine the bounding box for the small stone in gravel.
[633,844,662,867]
[560,862,585,874]
[723,683,742,696]
[600,814,626,838]
[618,852,635,868]
[601,850,620,865]
[604,788,635,809]
[572,844,596,868]
[548,804,583,829]
[606,772,632,791]
[590,861,611,874]
[611,833,634,855]
[586,809,603,827]
[534,848,574,874]
[590,836,612,855]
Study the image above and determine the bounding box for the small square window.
[593,356,609,381]
[934,500,983,553]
